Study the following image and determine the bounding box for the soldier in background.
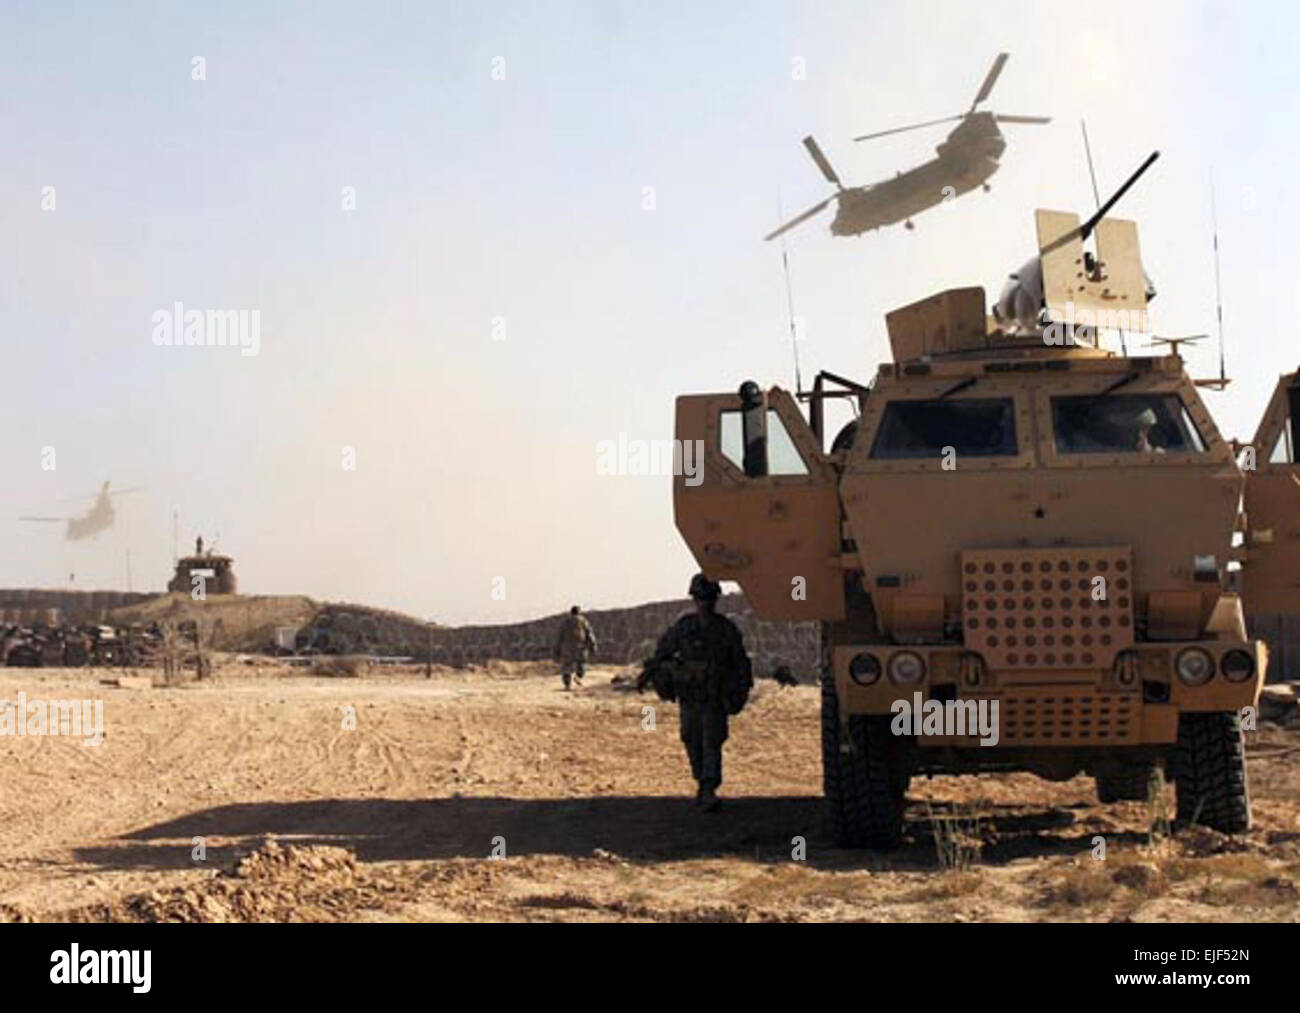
[638,574,753,811]
[553,605,597,690]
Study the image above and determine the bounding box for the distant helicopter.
[765,53,1050,240]
[19,481,142,541]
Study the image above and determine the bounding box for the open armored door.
[1241,371,1300,678]
[673,386,845,621]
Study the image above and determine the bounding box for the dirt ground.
[1,660,1298,922]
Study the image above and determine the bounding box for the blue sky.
[1,0,1297,623]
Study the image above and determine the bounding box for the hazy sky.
[2,1,1297,624]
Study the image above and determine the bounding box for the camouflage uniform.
[554,611,597,688]
[645,587,752,807]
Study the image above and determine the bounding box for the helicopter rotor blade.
[18,516,65,522]
[971,52,1009,111]
[764,196,836,241]
[853,114,963,142]
[994,114,1051,124]
[45,484,141,504]
[801,136,842,188]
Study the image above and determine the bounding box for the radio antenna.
[1080,120,1101,209]
[1080,122,1127,355]
[1211,172,1227,387]
[777,191,804,395]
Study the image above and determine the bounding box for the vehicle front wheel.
[821,671,906,849]
[1171,712,1251,833]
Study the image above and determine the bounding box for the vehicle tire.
[821,667,906,849]
[1096,761,1162,803]
[1171,711,1251,833]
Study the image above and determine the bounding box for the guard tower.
[167,536,237,595]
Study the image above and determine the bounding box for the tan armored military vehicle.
[673,199,1267,847]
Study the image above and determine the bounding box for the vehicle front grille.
[999,690,1139,745]
[960,546,1135,670]
[916,689,1141,747]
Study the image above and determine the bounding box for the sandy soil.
[1,660,1297,922]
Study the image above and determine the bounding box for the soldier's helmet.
[688,573,722,602]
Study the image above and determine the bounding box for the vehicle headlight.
[1220,649,1255,683]
[887,651,926,686]
[849,652,881,686]
[1175,647,1214,686]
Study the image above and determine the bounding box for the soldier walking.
[638,574,753,811]
[553,605,597,690]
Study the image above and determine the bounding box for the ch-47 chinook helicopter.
[765,53,1050,241]
[678,153,1271,848]
[19,481,141,541]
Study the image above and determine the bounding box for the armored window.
[1275,385,1300,464]
[1051,394,1207,454]
[868,398,1017,459]
[1268,426,1291,464]
[720,409,809,475]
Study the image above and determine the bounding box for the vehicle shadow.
[72,794,1148,873]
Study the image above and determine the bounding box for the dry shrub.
[157,618,214,685]
[1164,851,1297,908]
[1110,860,1167,897]
[1165,851,1274,884]
[927,802,982,871]
[1194,876,1298,908]
[728,865,875,908]
[896,870,983,903]
[1145,767,1173,844]
[1044,864,1115,908]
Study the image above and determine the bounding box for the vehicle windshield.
[869,398,1017,459]
[1051,393,1207,454]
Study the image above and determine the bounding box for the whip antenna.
[1081,120,1101,209]
[1211,173,1227,386]
[1080,122,1126,354]
[777,192,804,394]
